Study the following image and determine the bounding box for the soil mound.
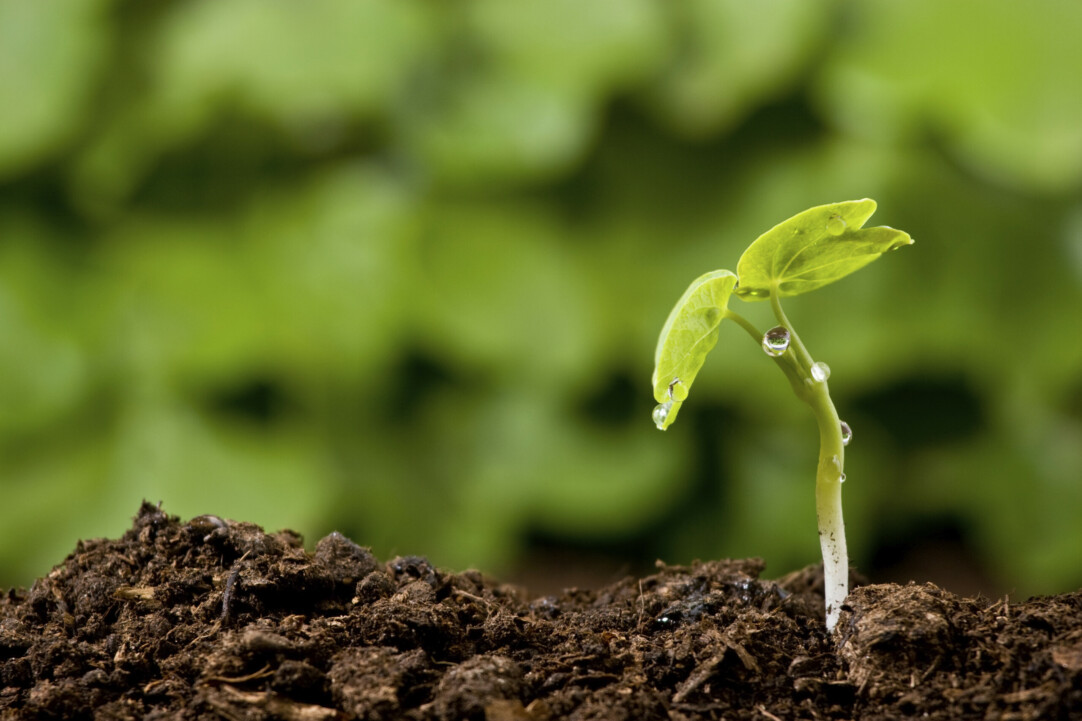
[2,503,1079,719]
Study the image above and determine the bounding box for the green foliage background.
[3,0,1082,595]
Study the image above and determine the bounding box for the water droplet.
[667,378,688,402]
[811,362,831,382]
[888,238,912,252]
[839,420,852,446]
[761,326,790,357]
[736,287,768,298]
[838,472,847,484]
[826,215,847,236]
[652,401,673,430]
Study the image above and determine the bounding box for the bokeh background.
[3,0,1082,598]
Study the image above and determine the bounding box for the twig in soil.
[221,550,252,622]
[672,653,725,703]
[207,684,340,721]
[202,664,275,685]
[673,626,764,703]
[186,620,223,648]
[113,585,157,601]
[756,705,784,721]
[452,588,491,606]
[637,579,645,629]
[916,655,944,686]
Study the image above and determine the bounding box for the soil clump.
[2,503,1080,720]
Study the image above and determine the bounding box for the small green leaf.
[734,199,913,300]
[651,269,737,429]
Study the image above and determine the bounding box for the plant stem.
[769,292,849,632]
[724,309,764,344]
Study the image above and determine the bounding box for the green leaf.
[734,199,912,300]
[651,269,737,429]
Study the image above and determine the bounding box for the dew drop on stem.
[811,362,831,382]
[761,326,791,357]
[839,420,852,446]
[826,215,847,236]
[652,401,673,430]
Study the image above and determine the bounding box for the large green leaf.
[651,269,737,429]
[734,199,912,300]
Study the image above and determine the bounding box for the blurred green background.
[3,0,1082,598]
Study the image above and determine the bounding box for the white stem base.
[818,478,848,632]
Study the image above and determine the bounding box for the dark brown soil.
[2,503,1080,720]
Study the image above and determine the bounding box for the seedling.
[650,199,913,631]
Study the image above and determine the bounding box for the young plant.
[650,199,913,631]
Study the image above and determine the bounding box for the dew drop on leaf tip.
[839,420,852,446]
[811,362,831,382]
[652,401,673,430]
[826,215,847,236]
[761,326,791,357]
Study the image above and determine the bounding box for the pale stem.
[769,292,849,632]
[723,309,765,343]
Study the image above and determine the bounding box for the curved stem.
[770,291,813,377]
[727,308,807,397]
[768,292,849,631]
[723,309,764,344]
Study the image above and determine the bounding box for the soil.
[2,503,1080,720]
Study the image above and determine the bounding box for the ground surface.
[2,503,1080,720]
